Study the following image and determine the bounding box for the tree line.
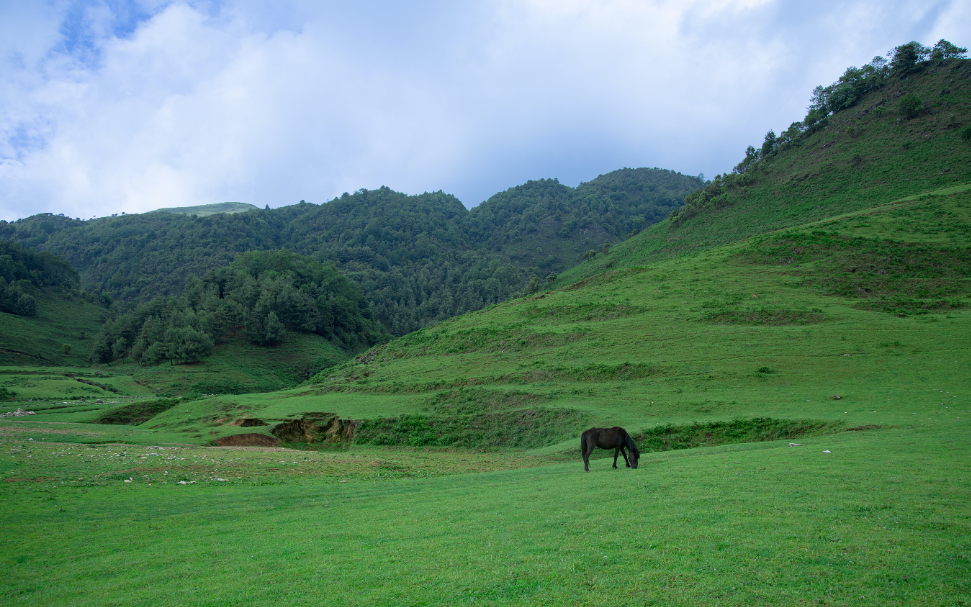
[90,250,387,365]
[0,167,703,336]
[0,239,79,316]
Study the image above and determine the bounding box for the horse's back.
[582,426,627,448]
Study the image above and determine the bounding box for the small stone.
[822,450,831,454]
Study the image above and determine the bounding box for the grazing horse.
[580,426,640,472]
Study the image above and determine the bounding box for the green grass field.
[0,290,108,366]
[1,423,968,605]
[2,178,969,604]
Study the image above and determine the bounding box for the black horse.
[580,427,639,472]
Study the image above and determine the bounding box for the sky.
[0,0,967,221]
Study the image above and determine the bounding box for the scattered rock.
[822,450,831,454]
[789,443,802,447]
[0,408,36,418]
[832,394,843,400]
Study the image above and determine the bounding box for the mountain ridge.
[0,167,703,335]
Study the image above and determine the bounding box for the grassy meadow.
[2,178,969,604]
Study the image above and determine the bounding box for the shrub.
[961,124,971,143]
[898,93,923,119]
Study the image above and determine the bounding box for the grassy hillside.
[125,332,350,397]
[151,201,260,216]
[0,289,107,366]
[563,57,971,284]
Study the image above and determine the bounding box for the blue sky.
[0,0,967,221]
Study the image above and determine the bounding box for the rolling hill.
[0,168,703,336]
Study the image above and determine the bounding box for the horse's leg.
[582,438,591,472]
[612,448,620,468]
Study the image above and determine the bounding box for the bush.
[898,93,923,119]
[961,124,971,143]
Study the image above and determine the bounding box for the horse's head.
[629,444,640,469]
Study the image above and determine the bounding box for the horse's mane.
[625,431,639,457]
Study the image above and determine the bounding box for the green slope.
[562,57,971,284]
[0,290,108,367]
[151,201,260,216]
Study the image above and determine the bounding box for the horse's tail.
[580,430,587,454]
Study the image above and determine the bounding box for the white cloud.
[0,0,966,221]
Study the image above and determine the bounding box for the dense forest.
[0,240,80,316]
[90,250,387,365]
[0,167,702,335]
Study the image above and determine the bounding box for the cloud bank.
[1,0,966,221]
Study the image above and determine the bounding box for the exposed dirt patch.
[271,413,357,446]
[213,433,280,447]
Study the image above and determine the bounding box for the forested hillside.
[0,168,702,335]
[563,40,971,283]
[0,240,80,316]
[0,241,107,365]
[90,250,386,367]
